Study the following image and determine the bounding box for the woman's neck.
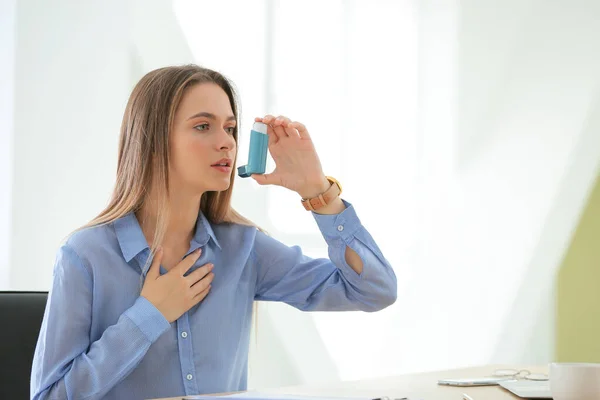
[136,189,203,251]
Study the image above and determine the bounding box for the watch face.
[326,176,342,193]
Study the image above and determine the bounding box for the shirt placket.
[177,311,199,395]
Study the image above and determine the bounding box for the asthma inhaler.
[237,122,269,178]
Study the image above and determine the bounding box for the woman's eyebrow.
[187,112,236,122]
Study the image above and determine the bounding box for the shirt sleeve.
[30,244,171,400]
[253,200,397,312]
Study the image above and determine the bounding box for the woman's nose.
[218,129,236,150]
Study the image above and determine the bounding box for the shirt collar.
[191,210,222,250]
[113,209,221,264]
[113,212,148,263]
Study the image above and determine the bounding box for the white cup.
[550,362,600,400]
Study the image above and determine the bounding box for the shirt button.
[337,225,344,232]
[181,331,188,338]
[186,374,193,381]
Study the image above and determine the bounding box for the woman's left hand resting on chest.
[250,114,363,274]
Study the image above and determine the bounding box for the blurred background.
[1,0,600,390]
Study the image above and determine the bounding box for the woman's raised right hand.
[141,247,214,323]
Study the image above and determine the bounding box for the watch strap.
[301,177,342,211]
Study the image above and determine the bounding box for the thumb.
[251,173,278,186]
[147,247,163,279]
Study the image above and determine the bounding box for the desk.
[153,365,547,400]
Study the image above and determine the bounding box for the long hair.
[80,65,257,249]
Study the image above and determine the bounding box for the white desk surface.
[153,365,547,400]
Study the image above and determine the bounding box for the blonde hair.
[81,64,258,247]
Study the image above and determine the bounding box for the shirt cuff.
[124,296,171,343]
[311,199,362,244]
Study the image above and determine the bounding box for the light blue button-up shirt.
[31,201,397,400]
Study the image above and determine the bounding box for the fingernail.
[209,264,214,270]
[196,248,202,255]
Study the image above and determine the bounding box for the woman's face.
[169,83,237,196]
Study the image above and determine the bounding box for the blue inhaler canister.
[237,122,269,178]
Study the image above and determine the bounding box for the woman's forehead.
[177,83,233,119]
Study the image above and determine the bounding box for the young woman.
[30,65,397,400]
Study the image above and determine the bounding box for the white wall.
[10,0,129,290]
[0,0,16,288]
[405,0,600,371]
[9,0,195,290]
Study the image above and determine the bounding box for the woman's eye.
[226,127,235,135]
[194,123,209,131]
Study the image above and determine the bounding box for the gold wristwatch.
[301,176,343,211]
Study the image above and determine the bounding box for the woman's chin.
[186,177,231,194]
[211,179,232,192]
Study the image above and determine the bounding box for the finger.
[283,121,300,139]
[174,248,202,276]
[191,271,215,294]
[289,121,311,140]
[192,283,212,303]
[261,115,276,124]
[273,116,290,138]
[251,173,280,186]
[267,126,278,146]
[273,124,287,139]
[185,263,213,285]
[273,116,291,127]
[266,120,283,142]
[147,247,163,279]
